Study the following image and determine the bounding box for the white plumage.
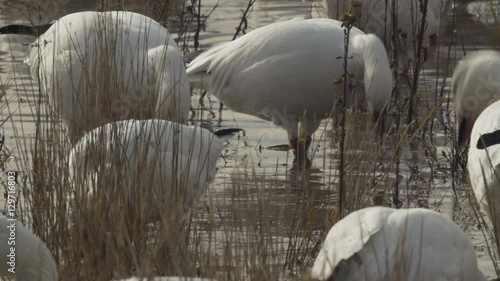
[187,18,393,163]
[452,50,500,146]
[0,217,213,281]
[0,216,58,281]
[468,99,500,231]
[311,207,487,281]
[27,11,190,143]
[69,119,229,203]
[323,0,442,48]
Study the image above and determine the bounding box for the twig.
[337,1,360,217]
[407,0,429,125]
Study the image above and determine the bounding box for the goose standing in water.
[0,11,190,143]
[69,119,240,204]
[311,207,493,281]
[187,18,393,165]
[452,50,500,146]
[468,99,500,234]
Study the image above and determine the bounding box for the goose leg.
[198,91,208,108]
[290,135,312,168]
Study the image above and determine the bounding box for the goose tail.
[186,42,230,91]
[214,128,244,142]
[352,34,393,115]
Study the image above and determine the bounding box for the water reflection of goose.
[311,206,493,281]
[0,11,190,144]
[452,50,500,146]
[187,18,393,166]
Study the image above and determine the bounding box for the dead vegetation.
[0,0,499,280]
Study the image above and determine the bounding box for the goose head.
[451,50,500,146]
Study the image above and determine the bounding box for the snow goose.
[323,0,442,48]
[0,215,215,281]
[187,18,393,165]
[311,206,489,281]
[69,119,240,204]
[468,99,500,233]
[0,11,190,143]
[452,50,500,146]
[0,216,58,281]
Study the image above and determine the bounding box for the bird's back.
[468,99,500,225]
[69,120,224,202]
[323,0,441,45]
[0,217,58,281]
[312,207,486,281]
[28,11,186,142]
[187,18,366,119]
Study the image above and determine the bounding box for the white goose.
[452,50,500,146]
[0,216,215,281]
[323,0,442,48]
[0,216,58,281]
[1,11,191,143]
[187,18,393,164]
[69,119,240,204]
[311,206,491,281]
[468,99,500,232]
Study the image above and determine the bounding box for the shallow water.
[0,0,500,279]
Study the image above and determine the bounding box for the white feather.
[452,50,500,145]
[27,11,190,143]
[187,18,393,141]
[0,218,215,281]
[0,217,58,281]
[311,207,487,281]
[468,99,500,229]
[69,119,225,203]
[323,0,442,46]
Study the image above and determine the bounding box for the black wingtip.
[458,118,468,147]
[477,130,500,150]
[214,128,244,138]
[0,23,52,36]
[183,49,206,64]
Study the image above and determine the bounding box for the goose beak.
[458,117,474,147]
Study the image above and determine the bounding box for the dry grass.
[0,0,499,280]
